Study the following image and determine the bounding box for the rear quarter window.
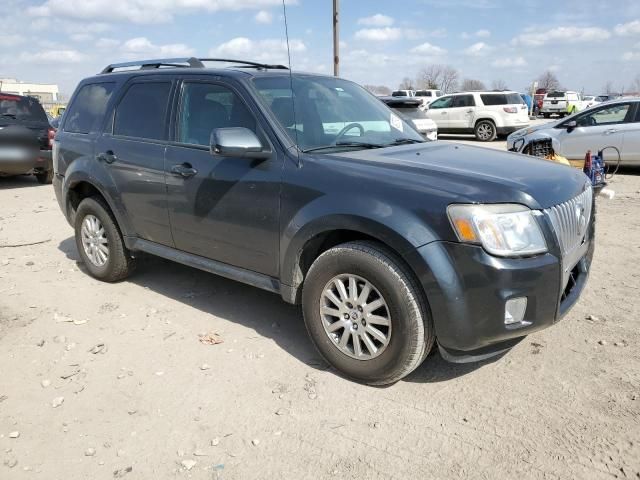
[480,94,523,106]
[63,83,115,134]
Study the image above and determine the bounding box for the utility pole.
[333,0,339,77]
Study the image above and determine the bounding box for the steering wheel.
[333,123,364,144]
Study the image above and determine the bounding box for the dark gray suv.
[53,57,595,385]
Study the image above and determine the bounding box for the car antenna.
[282,0,302,168]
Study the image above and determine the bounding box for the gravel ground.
[0,146,639,479]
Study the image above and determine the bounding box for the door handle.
[466,110,474,113]
[96,150,117,164]
[441,111,447,115]
[604,129,618,135]
[171,163,198,178]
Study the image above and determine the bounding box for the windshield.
[0,94,48,122]
[253,76,424,152]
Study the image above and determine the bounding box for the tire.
[74,196,135,282]
[35,169,53,185]
[474,120,497,142]
[543,113,550,119]
[302,241,435,385]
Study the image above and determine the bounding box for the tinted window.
[63,83,115,134]
[392,91,409,97]
[452,95,475,107]
[0,94,48,123]
[178,83,257,146]
[575,103,632,127]
[113,82,171,140]
[415,91,432,97]
[480,93,523,105]
[429,97,453,109]
[547,91,566,98]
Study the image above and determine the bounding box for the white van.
[541,91,584,118]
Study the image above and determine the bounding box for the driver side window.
[575,103,631,127]
[429,97,453,109]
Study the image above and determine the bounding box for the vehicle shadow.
[0,175,42,189]
[58,236,496,385]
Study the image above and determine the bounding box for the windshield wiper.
[387,138,426,146]
[303,141,385,153]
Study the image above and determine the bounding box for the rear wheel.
[302,241,435,385]
[74,197,135,282]
[543,113,551,119]
[35,170,53,185]
[474,120,497,142]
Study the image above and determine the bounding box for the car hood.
[331,142,590,210]
[509,119,561,139]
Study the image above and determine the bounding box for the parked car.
[379,96,438,140]
[0,93,55,183]
[415,89,442,106]
[53,57,594,385]
[391,89,415,97]
[582,95,600,109]
[540,91,585,118]
[596,94,622,103]
[507,97,640,164]
[424,90,529,141]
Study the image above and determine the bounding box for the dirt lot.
[1,155,639,479]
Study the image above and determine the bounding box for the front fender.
[63,159,133,237]
[279,193,440,292]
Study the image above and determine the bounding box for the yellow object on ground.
[544,152,571,167]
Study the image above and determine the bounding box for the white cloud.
[19,49,86,64]
[622,51,640,60]
[0,34,26,46]
[428,28,447,38]
[122,37,194,57]
[210,36,305,64]
[491,56,527,68]
[28,0,296,24]
[357,14,394,27]
[70,33,92,42]
[464,42,491,56]
[615,20,640,36]
[513,26,610,46]
[354,27,402,42]
[95,38,120,49]
[254,10,272,24]
[410,42,446,56]
[476,29,491,38]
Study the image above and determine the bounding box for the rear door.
[425,96,454,129]
[556,102,633,160]
[94,77,175,246]
[620,103,640,164]
[447,94,476,131]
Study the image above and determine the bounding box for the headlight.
[448,204,547,257]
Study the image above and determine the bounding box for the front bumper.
[0,149,51,176]
[406,231,593,362]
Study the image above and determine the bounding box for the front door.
[425,96,454,130]
[557,102,633,161]
[165,79,282,277]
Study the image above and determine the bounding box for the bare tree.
[537,70,560,91]
[461,78,486,91]
[398,77,414,90]
[363,84,391,96]
[416,64,459,93]
[491,79,508,90]
[602,81,615,94]
[630,74,640,94]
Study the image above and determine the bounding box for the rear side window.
[452,95,475,107]
[0,94,48,122]
[63,83,115,134]
[480,94,523,105]
[113,82,171,140]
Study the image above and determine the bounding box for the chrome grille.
[544,185,593,259]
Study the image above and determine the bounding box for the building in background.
[0,78,66,116]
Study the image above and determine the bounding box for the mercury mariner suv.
[53,57,595,385]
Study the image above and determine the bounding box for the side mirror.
[565,120,577,133]
[210,127,271,159]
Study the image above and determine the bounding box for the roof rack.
[100,57,288,74]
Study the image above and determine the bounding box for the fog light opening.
[505,297,527,326]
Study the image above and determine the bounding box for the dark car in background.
[379,96,438,140]
[0,93,55,184]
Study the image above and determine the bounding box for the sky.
[1,0,640,97]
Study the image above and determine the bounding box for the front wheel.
[474,120,497,142]
[302,241,435,385]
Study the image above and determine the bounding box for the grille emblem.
[576,204,587,237]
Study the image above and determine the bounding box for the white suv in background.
[391,90,415,97]
[540,91,585,118]
[424,91,529,141]
[415,89,442,106]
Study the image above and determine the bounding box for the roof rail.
[100,57,288,74]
